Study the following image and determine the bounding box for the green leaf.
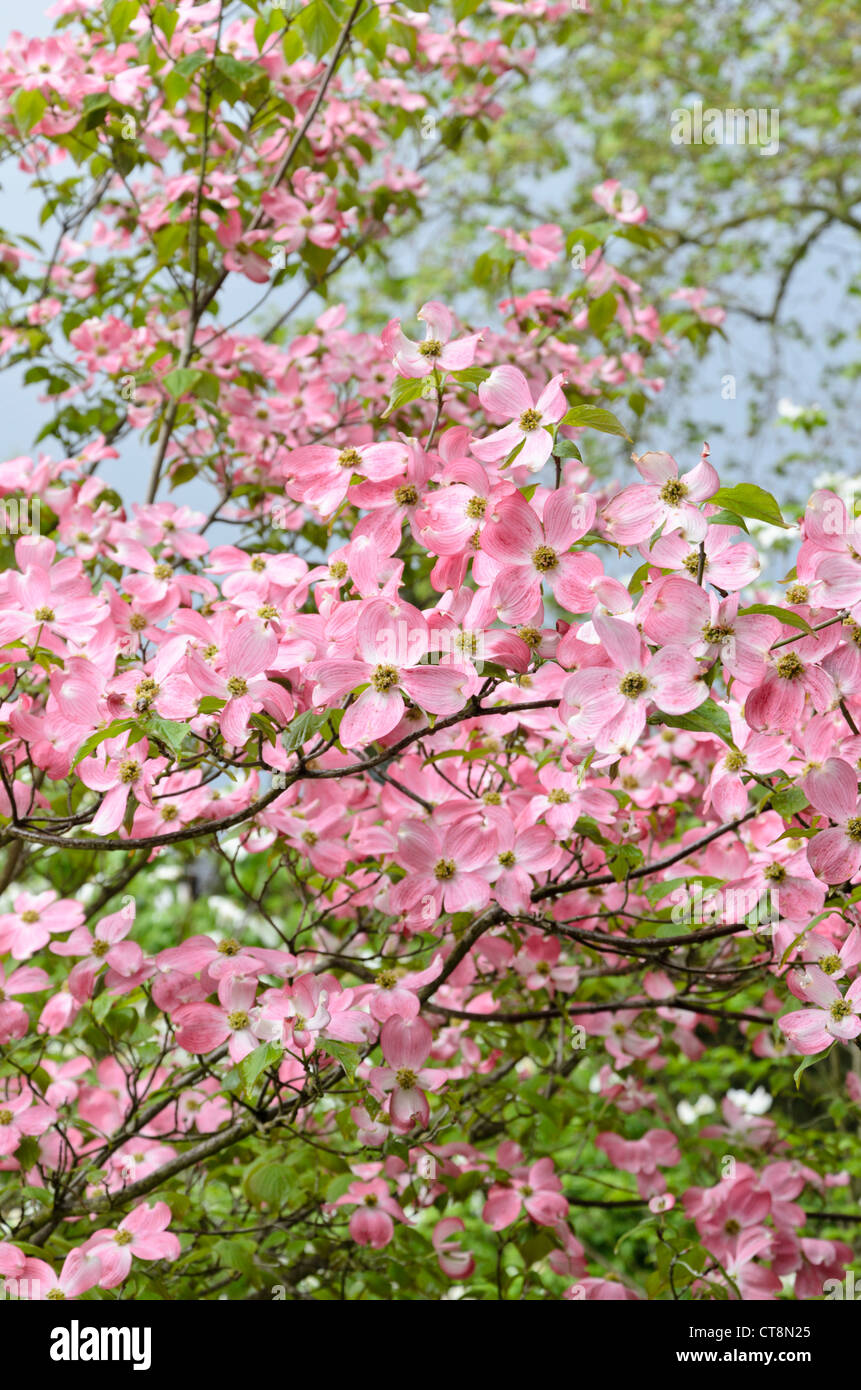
[108,0,139,40]
[707,507,749,534]
[163,367,200,398]
[70,719,137,771]
[197,696,226,714]
[298,0,341,58]
[794,1047,831,1089]
[587,291,617,337]
[771,787,809,817]
[237,1040,283,1097]
[561,404,631,440]
[709,484,788,529]
[381,374,428,418]
[739,603,812,633]
[553,439,583,461]
[93,989,115,1023]
[14,1136,41,1170]
[245,1162,294,1209]
[323,1039,361,1083]
[147,717,191,759]
[451,367,491,390]
[15,89,46,134]
[651,698,735,747]
[282,708,333,753]
[609,843,644,882]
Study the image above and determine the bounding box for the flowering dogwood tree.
[0,0,858,1305]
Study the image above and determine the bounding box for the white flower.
[676,1095,716,1124]
[726,1086,772,1116]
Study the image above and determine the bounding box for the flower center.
[518,408,542,432]
[258,604,279,621]
[395,1067,418,1088]
[702,624,734,645]
[34,605,55,622]
[92,939,110,957]
[483,790,501,804]
[114,1229,133,1246]
[337,447,362,471]
[819,954,842,975]
[419,339,443,358]
[302,830,318,845]
[830,999,852,1021]
[250,555,267,572]
[532,545,558,572]
[434,858,456,880]
[21,909,40,923]
[153,563,173,581]
[775,652,804,680]
[659,478,688,506]
[329,560,348,580]
[119,758,141,784]
[786,584,809,604]
[517,626,542,647]
[498,850,516,868]
[134,678,160,711]
[682,552,705,575]
[160,804,178,821]
[47,1289,66,1300]
[0,1109,12,1125]
[548,788,570,804]
[227,1011,250,1030]
[619,671,649,700]
[395,484,419,507]
[724,750,745,771]
[376,970,398,989]
[227,676,249,697]
[371,664,399,692]
[466,496,487,519]
[218,939,240,955]
[763,863,786,882]
[847,817,861,842]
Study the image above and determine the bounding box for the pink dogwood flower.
[12,1249,102,1301]
[186,623,293,746]
[0,890,83,961]
[563,614,707,753]
[329,1178,409,1248]
[778,964,861,1053]
[602,446,719,545]
[592,179,648,224]
[82,1202,180,1288]
[482,1141,568,1230]
[478,489,597,623]
[595,1129,680,1198]
[304,598,473,748]
[370,1014,443,1133]
[803,757,861,884]
[471,366,567,472]
[381,300,483,378]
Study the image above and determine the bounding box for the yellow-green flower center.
[434,858,456,880]
[532,545,558,572]
[371,664,399,693]
[619,671,649,700]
